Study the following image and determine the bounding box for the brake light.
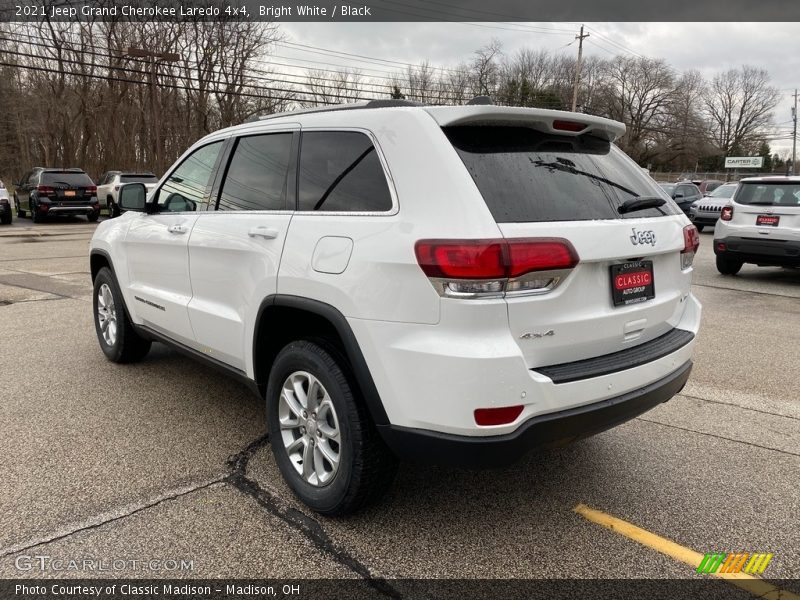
[552,120,587,132]
[37,185,54,195]
[720,205,733,221]
[85,185,97,194]
[681,225,700,270]
[415,238,579,298]
[475,405,524,426]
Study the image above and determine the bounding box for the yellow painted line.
[574,504,799,600]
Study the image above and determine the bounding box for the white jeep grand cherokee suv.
[89,100,702,515]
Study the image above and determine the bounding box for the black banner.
[1,0,800,22]
[4,579,800,600]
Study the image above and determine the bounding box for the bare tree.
[704,65,779,157]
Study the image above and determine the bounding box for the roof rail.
[244,98,425,124]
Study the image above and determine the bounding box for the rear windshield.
[41,172,94,186]
[121,174,158,183]
[735,182,800,206]
[444,126,679,222]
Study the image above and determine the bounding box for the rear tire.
[14,195,26,218]
[266,340,398,515]
[695,224,704,232]
[87,211,99,222]
[716,255,743,275]
[31,200,44,223]
[93,267,151,363]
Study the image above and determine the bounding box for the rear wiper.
[618,196,666,214]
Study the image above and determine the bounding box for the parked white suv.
[89,100,702,514]
[96,171,159,217]
[714,176,800,275]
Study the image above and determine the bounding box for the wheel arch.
[253,295,390,427]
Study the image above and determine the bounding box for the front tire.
[266,340,397,515]
[0,209,10,225]
[716,255,743,275]
[93,267,151,363]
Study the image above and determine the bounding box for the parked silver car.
[689,183,738,231]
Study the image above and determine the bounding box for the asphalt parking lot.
[1,217,798,592]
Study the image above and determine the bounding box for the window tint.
[41,172,94,186]
[121,174,158,184]
[218,134,292,211]
[735,182,800,206]
[444,126,678,222]
[298,131,392,212]
[158,141,223,212]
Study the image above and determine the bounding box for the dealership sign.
[724,156,764,168]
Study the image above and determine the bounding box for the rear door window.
[218,133,293,211]
[444,125,679,222]
[298,131,393,212]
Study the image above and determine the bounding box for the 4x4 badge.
[630,228,656,246]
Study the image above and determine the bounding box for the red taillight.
[506,240,579,276]
[720,205,733,221]
[681,225,700,269]
[37,185,54,195]
[86,185,97,194]
[475,405,524,426]
[552,119,588,132]
[415,240,506,279]
[415,238,579,298]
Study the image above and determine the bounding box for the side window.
[298,131,392,212]
[218,133,293,211]
[157,141,223,213]
[27,172,38,186]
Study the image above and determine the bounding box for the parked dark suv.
[659,182,703,216]
[14,168,99,223]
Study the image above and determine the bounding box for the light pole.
[126,48,180,172]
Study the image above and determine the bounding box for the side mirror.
[118,183,147,213]
[673,192,684,200]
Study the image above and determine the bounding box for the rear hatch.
[41,171,95,202]
[728,179,800,238]
[441,120,695,368]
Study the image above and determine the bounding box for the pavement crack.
[692,281,800,299]
[225,434,401,599]
[635,417,800,458]
[679,392,800,422]
[0,477,225,558]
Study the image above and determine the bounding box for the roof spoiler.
[426,106,626,142]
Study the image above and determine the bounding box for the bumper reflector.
[474,405,524,426]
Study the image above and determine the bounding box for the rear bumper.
[714,235,800,267]
[380,360,692,468]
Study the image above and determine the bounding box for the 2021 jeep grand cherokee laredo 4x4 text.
[89,101,702,515]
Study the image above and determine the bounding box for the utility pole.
[571,25,589,112]
[126,48,180,173]
[792,89,797,176]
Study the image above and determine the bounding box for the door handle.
[248,226,279,240]
[167,224,187,234]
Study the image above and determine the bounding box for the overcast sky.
[279,22,798,154]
